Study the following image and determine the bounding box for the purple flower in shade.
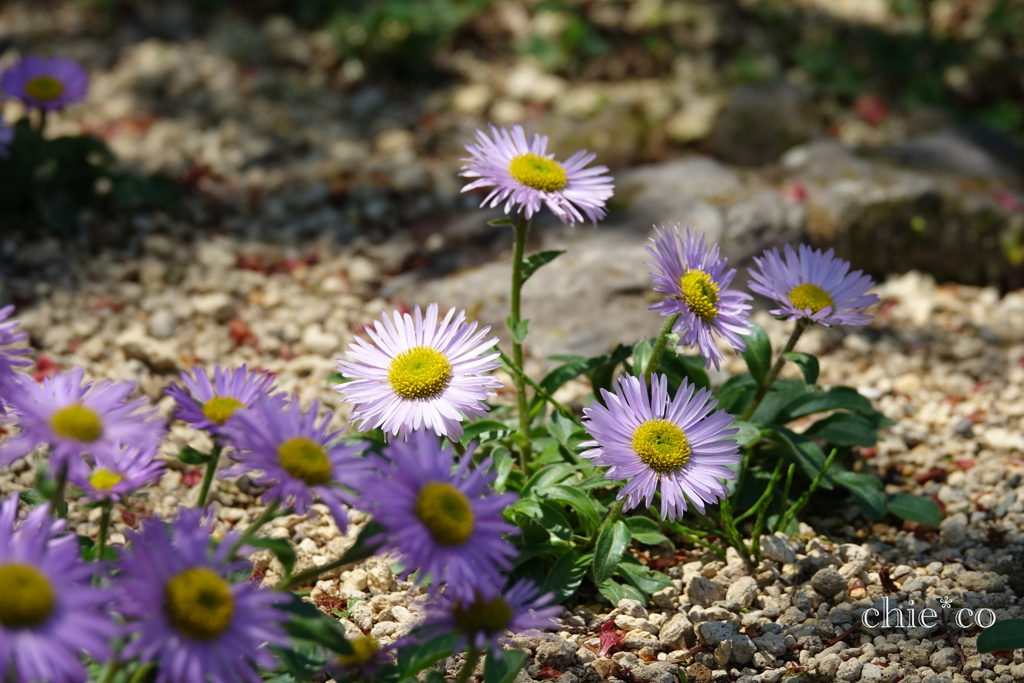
[337,303,502,439]
[165,364,281,436]
[646,225,752,370]
[1,56,89,110]
[460,124,614,225]
[115,508,289,683]
[421,579,559,658]
[580,374,741,522]
[323,635,394,680]
[220,394,368,532]
[70,445,165,504]
[0,495,115,683]
[0,122,14,158]
[0,304,31,412]
[360,430,517,600]
[0,368,164,474]
[747,244,879,327]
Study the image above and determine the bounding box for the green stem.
[450,438,466,457]
[196,443,222,508]
[498,350,579,425]
[97,658,120,683]
[740,320,809,422]
[279,554,351,591]
[584,499,623,552]
[243,499,280,538]
[51,462,68,519]
[773,464,796,534]
[128,663,155,683]
[775,448,839,535]
[748,461,784,563]
[37,109,48,137]
[510,218,533,470]
[718,497,750,565]
[667,521,727,559]
[735,459,784,524]
[96,500,113,560]
[642,314,681,382]
[455,649,482,683]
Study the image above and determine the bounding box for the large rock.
[709,80,818,166]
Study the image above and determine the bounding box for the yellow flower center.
[387,346,452,400]
[508,153,568,192]
[414,481,475,546]
[201,396,245,425]
[337,635,380,668]
[0,563,56,629]
[50,404,103,443]
[453,594,514,635]
[788,282,834,314]
[277,437,332,486]
[25,76,65,101]
[631,419,691,474]
[164,567,235,641]
[680,270,720,323]
[88,468,124,491]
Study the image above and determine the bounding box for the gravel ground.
[3,233,1024,683]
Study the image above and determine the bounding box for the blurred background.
[4,0,1024,373]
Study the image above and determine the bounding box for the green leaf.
[783,352,819,385]
[577,472,613,490]
[617,560,674,595]
[397,631,461,677]
[484,648,528,683]
[326,371,351,385]
[18,489,47,507]
[460,419,513,446]
[591,519,631,584]
[659,352,711,391]
[770,426,835,489]
[803,412,882,447]
[626,517,670,545]
[751,378,807,424]
[977,619,1024,653]
[741,322,772,385]
[507,317,530,343]
[522,463,577,494]
[590,344,634,397]
[492,447,514,493]
[538,485,604,535]
[730,420,762,448]
[543,547,591,602]
[713,373,757,415]
[521,250,566,284]
[488,217,516,227]
[631,338,655,378]
[598,578,646,605]
[548,412,582,446]
[777,386,874,423]
[245,537,297,575]
[277,595,352,654]
[832,470,887,520]
[176,446,212,465]
[887,493,943,526]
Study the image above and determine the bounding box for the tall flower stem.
[96,500,113,560]
[740,320,809,422]
[510,217,532,470]
[455,649,481,683]
[51,461,68,519]
[642,314,681,382]
[196,443,223,508]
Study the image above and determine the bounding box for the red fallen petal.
[784,179,807,203]
[1009,458,1024,468]
[953,459,975,471]
[914,466,947,484]
[33,355,60,382]
[855,94,890,126]
[182,470,203,487]
[535,668,564,679]
[598,619,626,657]
[994,190,1021,213]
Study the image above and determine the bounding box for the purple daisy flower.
[165,364,281,436]
[0,495,115,683]
[70,445,165,504]
[581,374,741,522]
[0,368,164,474]
[115,508,289,683]
[747,244,879,327]
[337,303,502,439]
[460,124,614,225]
[0,304,32,412]
[0,122,14,158]
[1,56,89,110]
[360,430,517,600]
[646,225,752,370]
[220,394,368,532]
[421,579,559,658]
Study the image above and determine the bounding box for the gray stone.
[535,638,578,671]
[726,576,759,608]
[930,646,959,672]
[816,652,841,678]
[760,535,797,564]
[191,292,236,323]
[959,571,1007,593]
[905,645,931,667]
[617,598,648,618]
[709,80,817,166]
[631,661,679,683]
[695,621,737,647]
[836,658,863,681]
[753,632,787,656]
[116,326,180,373]
[659,611,695,649]
[687,576,727,608]
[876,127,1024,182]
[728,634,756,664]
[810,567,847,598]
[148,309,176,339]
